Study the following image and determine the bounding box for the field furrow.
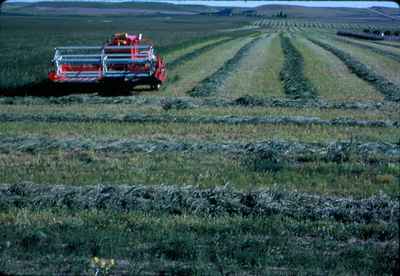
[308,38,400,102]
[293,36,383,101]
[280,35,317,99]
[188,36,261,97]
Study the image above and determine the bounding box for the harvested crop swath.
[373,41,400,50]
[0,95,396,111]
[218,34,284,98]
[164,36,230,63]
[1,136,398,162]
[188,36,262,97]
[294,37,383,102]
[324,37,400,87]
[336,31,384,41]
[167,38,234,71]
[162,38,252,97]
[279,35,317,100]
[309,38,400,102]
[0,183,397,224]
[335,37,400,63]
[0,112,397,128]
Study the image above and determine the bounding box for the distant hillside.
[2,1,220,15]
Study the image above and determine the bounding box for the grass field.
[0,2,399,275]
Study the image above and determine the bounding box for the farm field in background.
[0,2,399,275]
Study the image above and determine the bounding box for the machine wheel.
[151,83,161,91]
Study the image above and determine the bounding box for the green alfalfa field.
[0,1,399,275]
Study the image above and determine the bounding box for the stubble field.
[0,2,399,275]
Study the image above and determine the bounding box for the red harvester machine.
[48,33,167,90]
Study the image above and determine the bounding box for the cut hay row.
[308,38,400,102]
[0,112,397,128]
[293,37,383,102]
[1,136,398,162]
[217,34,284,98]
[0,183,397,224]
[0,95,396,111]
[163,36,230,63]
[167,37,234,71]
[335,37,400,63]
[373,41,400,50]
[161,37,254,97]
[257,20,365,30]
[280,35,317,100]
[188,36,263,97]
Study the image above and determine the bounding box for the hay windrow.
[0,112,397,128]
[308,38,400,102]
[334,36,400,63]
[187,36,263,97]
[0,183,397,224]
[279,35,317,99]
[1,136,398,162]
[167,37,234,71]
[0,95,397,111]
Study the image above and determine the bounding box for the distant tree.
[0,0,6,14]
[363,29,371,33]
[384,30,392,36]
[394,30,400,36]
[275,10,287,18]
